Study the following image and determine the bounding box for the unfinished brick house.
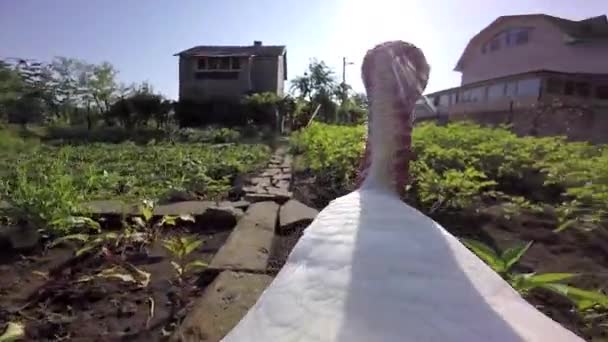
[175,41,287,103]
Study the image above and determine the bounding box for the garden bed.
[0,219,231,341]
[0,131,276,341]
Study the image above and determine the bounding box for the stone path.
[243,147,293,204]
[173,145,319,342]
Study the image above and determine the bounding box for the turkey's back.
[222,189,581,342]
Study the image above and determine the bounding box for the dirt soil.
[0,225,231,341]
[292,171,608,342]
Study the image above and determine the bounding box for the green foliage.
[0,140,269,236]
[0,154,95,236]
[290,122,608,228]
[462,238,608,314]
[162,235,208,282]
[290,122,365,192]
[0,321,25,342]
[1,142,269,202]
[461,239,532,275]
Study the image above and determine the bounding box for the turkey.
[222,41,583,342]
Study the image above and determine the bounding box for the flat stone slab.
[209,201,279,271]
[81,200,138,215]
[217,200,250,210]
[172,271,272,342]
[279,199,319,234]
[244,191,292,204]
[82,201,241,229]
[273,173,292,181]
[154,201,215,216]
[249,177,271,186]
[261,168,281,177]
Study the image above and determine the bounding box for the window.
[487,83,505,100]
[596,85,608,100]
[231,57,241,70]
[506,82,518,97]
[515,29,529,44]
[196,56,242,71]
[460,89,472,103]
[207,57,222,70]
[432,96,440,106]
[517,78,541,96]
[470,87,486,102]
[575,82,591,98]
[220,57,231,69]
[546,78,563,94]
[197,58,207,70]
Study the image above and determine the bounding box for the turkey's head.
[357,41,430,196]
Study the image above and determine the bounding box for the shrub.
[290,121,608,225]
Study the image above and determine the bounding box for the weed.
[461,239,608,311]
[162,235,208,283]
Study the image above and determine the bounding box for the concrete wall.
[460,16,608,85]
[277,55,285,97]
[251,56,280,94]
[449,105,608,144]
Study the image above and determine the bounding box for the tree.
[0,61,24,121]
[89,62,119,114]
[289,59,340,123]
[106,82,172,129]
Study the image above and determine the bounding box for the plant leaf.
[182,236,203,256]
[541,283,608,310]
[48,233,91,248]
[461,239,504,272]
[554,219,577,233]
[178,214,195,223]
[502,241,533,272]
[132,217,146,229]
[159,215,177,227]
[0,321,25,342]
[75,244,98,256]
[98,267,137,283]
[140,202,154,222]
[170,261,183,276]
[184,260,208,274]
[525,273,577,284]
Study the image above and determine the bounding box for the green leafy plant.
[461,238,608,310]
[0,154,95,236]
[0,321,25,342]
[162,235,208,283]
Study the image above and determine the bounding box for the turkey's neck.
[360,95,414,197]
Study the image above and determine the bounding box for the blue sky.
[1,0,606,99]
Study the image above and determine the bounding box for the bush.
[175,100,248,127]
[290,121,608,226]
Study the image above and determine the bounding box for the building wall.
[251,56,280,94]
[277,55,285,97]
[449,106,608,144]
[178,56,253,102]
[460,16,608,85]
[430,72,608,116]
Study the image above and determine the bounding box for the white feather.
[223,189,582,341]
